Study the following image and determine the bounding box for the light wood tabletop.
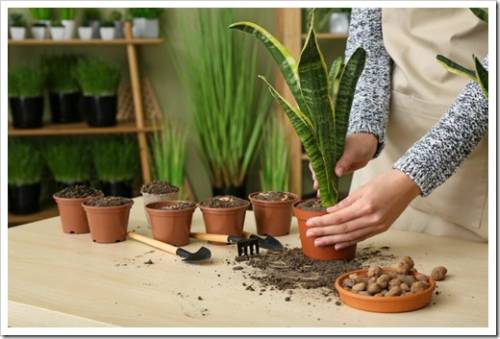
[8,197,487,327]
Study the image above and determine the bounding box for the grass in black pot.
[8,66,46,128]
[44,54,82,123]
[92,136,139,197]
[74,59,121,127]
[8,140,44,214]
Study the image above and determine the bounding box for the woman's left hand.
[306,169,421,250]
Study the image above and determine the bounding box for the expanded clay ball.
[411,281,429,293]
[389,278,402,287]
[415,272,428,282]
[398,274,416,286]
[431,266,448,281]
[386,285,402,297]
[376,274,390,289]
[348,273,359,281]
[342,278,355,289]
[367,265,383,278]
[352,282,366,293]
[400,256,415,269]
[400,283,410,293]
[367,283,382,295]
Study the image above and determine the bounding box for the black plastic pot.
[212,185,246,199]
[9,96,44,128]
[55,181,90,192]
[8,183,41,214]
[84,95,117,127]
[101,181,133,198]
[49,92,82,123]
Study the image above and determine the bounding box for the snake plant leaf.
[470,8,488,23]
[328,56,343,99]
[334,48,366,163]
[436,55,477,82]
[474,56,488,97]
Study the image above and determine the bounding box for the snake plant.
[230,15,366,207]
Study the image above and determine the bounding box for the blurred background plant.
[303,8,351,32]
[59,8,76,20]
[9,13,26,27]
[74,59,120,96]
[44,54,80,93]
[8,140,44,187]
[128,8,163,19]
[30,8,53,22]
[8,66,45,98]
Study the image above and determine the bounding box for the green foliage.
[43,54,80,93]
[230,13,366,207]
[110,11,123,22]
[59,8,76,20]
[470,8,488,23]
[128,8,163,19]
[8,140,44,185]
[30,8,53,21]
[101,20,114,27]
[8,66,45,98]
[83,8,101,23]
[92,136,139,183]
[176,9,271,189]
[51,19,63,27]
[9,13,26,27]
[74,59,120,96]
[43,138,92,184]
[260,115,290,192]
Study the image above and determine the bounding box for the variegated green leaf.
[474,56,488,97]
[470,8,488,23]
[436,55,477,82]
[328,56,343,100]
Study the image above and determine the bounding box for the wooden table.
[8,198,487,328]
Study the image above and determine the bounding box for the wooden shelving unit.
[8,206,59,226]
[301,32,348,40]
[8,38,163,46]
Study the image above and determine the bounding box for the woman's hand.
[311,133,378,190]
[306,169,421,250]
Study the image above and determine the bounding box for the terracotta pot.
[146,201,195,246]
[82,201,133,243]
[335,268,436,313]
[199,201,250,236]
[293,200,356,261]
[53,195,93,234]
[248,192,298,236]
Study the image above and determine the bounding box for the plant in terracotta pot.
[140,181,179,214]
[231,13,366,260]
[53,185,103,234]
[83,196,134,243]
[198,195,249,236]
[8,140,43,214]
[92,136,139,197]
[9,13,27,40]
[74,59,120,127]
[9,66,46,129]
[146,201,196,246]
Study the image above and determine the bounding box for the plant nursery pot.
[84,95,117,127]
[83,200,134,243]
[53,196,91,234]
[78,27,93,40]
[132,18,146,37]
[212,185,246,199]
[199,200,250,236]
[114,21,124,38]
[101,181,133,198]
[143,19,160,38]
[61,20,75,39]
[49,92,82,123]
[293,200,356,261]
[100,27,115,40]
[31,27,46,40]
[10,27,26,40]
[146,201,196,246]
[248,192,298,236]
[8,183,41,214]
[50,27,65,40]
[9,96,44,128]
[335,268,436,313]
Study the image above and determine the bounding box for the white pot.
[143,19,159,38]
[31,27,46,40]
[10,27,26,40]
[62,20,75,39]
[132,18,146,37]
[50,27,65,40]
[329,13,350,34]
[78,27,93,40]
[99,27,115,40]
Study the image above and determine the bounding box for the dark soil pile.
[55,185,103,198]
[159,202,195,210]
[254,191,295,202]
[296,198,325,211]
[199,195,248,208]
[141,181,179,195]
[85,196,133,207]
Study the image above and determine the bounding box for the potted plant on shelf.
[83,8,101,39]
[60,8,76,40]
[128,8,163,38]
[111,11,124,39]
[8,140,44,214]
[198,195,250,236]
[31,22,48,40]
[53,185,103,234]
[99,20,115,40]
[49,19,65,40]
[230,13,366,260]
[92,136,138,197]
[249,115,298,236]
[9,66,45,128]
[44,54,82,123]
[74,59,121,127]
[9,13,27,40]
[78,22,93,40]
[176,9,270,198]
[328,9,351,34]
[30,8,52,39]
[83,196,134,243]
[146,201,196,246]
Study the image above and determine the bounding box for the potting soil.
[141,181,179,194]
[54,185,103,198]
[296,198,326,211]
[254,191,296,202]
[84,196,133,207]
[159,202,196,210]
[200,195,248,208]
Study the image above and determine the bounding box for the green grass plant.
[59,8,76,20]
[8,66,45,98]
[10,13,26,27]
[43,54,80,93]
[92,136,139,183]
[74,59,120,96]
[30,8,53,21]
[8,140,44,186]
[83,8,101,22]
[128,8,163,19]
[43,137,92,184]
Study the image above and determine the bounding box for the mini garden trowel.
[190,232,260,256]
[128,232,211,263]
[242,231,284,252]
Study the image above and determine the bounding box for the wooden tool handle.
[128,232,177,255]
[190,232,229,243]
[242,231,252,238]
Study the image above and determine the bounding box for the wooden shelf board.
[8,38,164,46]
[301,32,348,40]
[9,205,58,226]
[9,121,160,137]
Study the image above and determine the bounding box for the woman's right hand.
[311,133,379,190]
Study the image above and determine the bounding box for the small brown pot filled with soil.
[248,191,298,236]
[294,199,356,261]
[53,185,103,234]
[198,195,250,236]
[146,201,196,246]
[82,196,133,243]
[141,181,179,223]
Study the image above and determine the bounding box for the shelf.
[9,205,59,226]
[8,38,164,46]
[301,32,348,40]
[8,121,160,137]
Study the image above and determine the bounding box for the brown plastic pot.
[248,192,298,236]
[82,201,134,243]
[335,268,436,313]
[199,200,250,236]
[293,200,356,261]
[146,201,196,246]
[53,195,94,234]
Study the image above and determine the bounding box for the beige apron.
[350,9,488,241]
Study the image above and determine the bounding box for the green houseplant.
[83,8,101,38]
[8,140,44,214]
[9,13,27,40]
[49,19,65,40]
[74,59,121,127]
[59,8,76,39]
[9,66,46,128]
[30,8,52,39]
[230,13,366,260]
[110,11,124,38]
[128,8,163,38]
[92,136,139,197]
